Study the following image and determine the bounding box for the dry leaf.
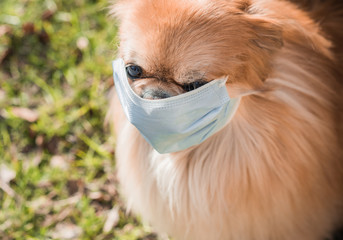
[49,222,82,239]
[22,22,35,35]
[11,107,39,122]
[43,207,73,227]
[0,164,16,197]
[88,191,103,200]
[42,10,55,21]
[54,194,81,209]
[103,206,120,233]
[66,179,85,195]
[29,196,53,215]
[0,164,16,184]
[50,155,70,170]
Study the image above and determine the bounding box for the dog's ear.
[243,15,283,82]
[230,0,283,82]
[234,0,251,12]
[245,15,283,53]
[233,0,283,52]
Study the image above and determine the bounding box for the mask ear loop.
[218,76,229,87]
[219,75,266,129]
[237,89,264,97]
[219,75,263,98]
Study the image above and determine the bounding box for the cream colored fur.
[108,0,343,239]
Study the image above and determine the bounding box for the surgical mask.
[112,58,241,154]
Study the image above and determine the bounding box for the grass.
[0,0,156,239]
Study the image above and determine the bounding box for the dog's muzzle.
[141,88,171,99]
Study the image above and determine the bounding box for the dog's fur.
[108,0,343,239]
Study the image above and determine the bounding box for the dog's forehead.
[117,0,249,81]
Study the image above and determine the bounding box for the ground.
[0,0,157,239]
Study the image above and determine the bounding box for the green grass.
[0,0,156,239]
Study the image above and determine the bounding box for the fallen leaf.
[46,136,60,154]
[0,164,16,197]
[50,155,70,170]
[43,207,73,227]
[11,107,39,122]
[103,206,120,233]
[29,196,53,215]
[54,194,82,209]
[49,222,82,239]
[0,164,16,184]
[88,191,103,200]
[22,22,35,35]
[66,179,85,195]
[42,10,55,21]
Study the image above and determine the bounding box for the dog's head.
[111,0,283,99]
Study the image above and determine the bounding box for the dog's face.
[112,0,283,99]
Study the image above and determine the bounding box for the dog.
[107,0,343,239]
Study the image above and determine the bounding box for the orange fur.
[108,0,343,239]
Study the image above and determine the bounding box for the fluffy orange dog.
[108,0,343,239]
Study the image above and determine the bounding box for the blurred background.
[0,0,156,239]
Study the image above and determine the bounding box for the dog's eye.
[126,65,143,79]
[182,81,207,92]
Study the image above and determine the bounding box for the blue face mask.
[112,59,241,154]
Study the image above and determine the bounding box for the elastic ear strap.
[218,76,229,87]
[238,89,262,97]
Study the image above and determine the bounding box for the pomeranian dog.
[107,0,343,239]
